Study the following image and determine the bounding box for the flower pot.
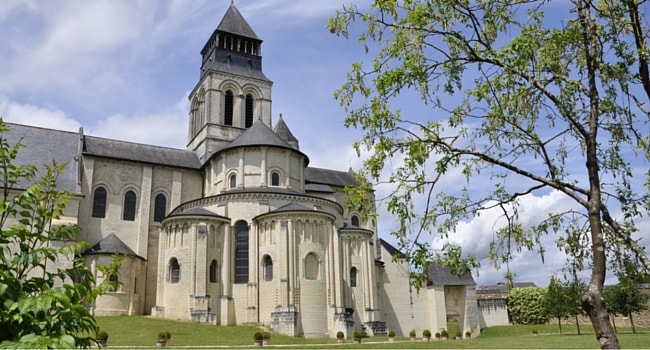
[254,339,263,347]
[337,338,344,343]
[96,339,107,348]
[353,338,361,344]
[156,340,166,347]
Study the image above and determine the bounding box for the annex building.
[7,4,480,339]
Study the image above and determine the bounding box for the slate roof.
[83,233,142,259]
[83,135,201,170]
[477,282,537,293]
[167,207,228,219]
[273,116,299,149]
[3,123,79,193]
[216,3,260,40]
[427,263,476,286]
[304,183,335,193]
[379,239,407,259]
[219,120,310,164]
[304,167,358,187]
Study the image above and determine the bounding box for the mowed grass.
[96,316,650,348]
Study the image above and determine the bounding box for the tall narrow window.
[108,274,119,292]
[229,174,237,189]
[350,267,357,287]
[153,193,167,222]
[234,221,249,283]
[271,172,280,186]
[92,186,107,218]
[170,258,180,283]
[262,255,273,281]
[245,94,254,128]
[224,90,234,126]
[123,190,137,221]
[351,215,360,227]
[209,260,218,283]
[305,253,319,280]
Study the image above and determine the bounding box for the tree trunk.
[558,317,563,334]
[629,313,636,334]
[575,314,582,335]
[576,0,621,347]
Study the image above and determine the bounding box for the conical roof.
[83,233,142,258]
[216,3,260,40]
[219,120,309,165]
[224,120,293,150]
[273,115,299,149]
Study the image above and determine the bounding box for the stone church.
[6,3,480,339]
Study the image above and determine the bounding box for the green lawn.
[96,316,650,348]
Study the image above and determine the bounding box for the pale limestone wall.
[87,254,145,316]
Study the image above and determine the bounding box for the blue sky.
[1,0,646,288]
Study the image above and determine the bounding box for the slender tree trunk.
[558,317,563,334]
[576,0,620,348]
[575,315,582,335]
[629,313,636,334]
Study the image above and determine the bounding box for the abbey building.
[7,4,479,338]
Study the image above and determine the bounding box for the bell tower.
[187,3,273,163]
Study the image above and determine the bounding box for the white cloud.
[0,96,81,131]
[87,94,189,149]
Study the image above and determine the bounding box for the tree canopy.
[329,0,650,348]
[0,120,118,348]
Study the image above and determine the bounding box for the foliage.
[388,330,395,337]
[0,119,119,349]
[440,330,449,338]
[353,331,362,339]
[253,332,263,341]
[328,0,650,347]
[409,329,416,337]
[423,329,431,337]
[336,331,344,339]
[96,330,108,341]
[507,287,548,325]
[546,276,573,333]
[603,281,650,333]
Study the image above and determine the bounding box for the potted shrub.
[353,331,362,344]
[388,330,395,342]
[253,332,263,346]
[96,330,108,348]
[455,331,462,340]
[156,332,167,347]
[423,329,431,341]
[336,331,345,343]
[532,329,538,336]
[409,329,416,340]
[435,332,441,340]
[164,331,171,346]
[465,331,471,339]
[262,331,271,345]
[440,329,449,340]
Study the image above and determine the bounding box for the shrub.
[253,332,263,341]
[423,329,431,337]
[388,330,395,337]
[336,331,344,339]
[435,332,441,339]
[506,287,549,324]
[353,331,362,339]
[441,330,449,338]
[157,332,167,341]
[409,329,416,337]
[96,330,108,340]
[465,331,471,338]
[164,331,171,340]
[455,331,462,339]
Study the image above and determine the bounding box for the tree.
[506,287,548,325]
[546,276,571,334]
[603,281,649,334]
[0,120,117,348]
[329,1,650,348]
